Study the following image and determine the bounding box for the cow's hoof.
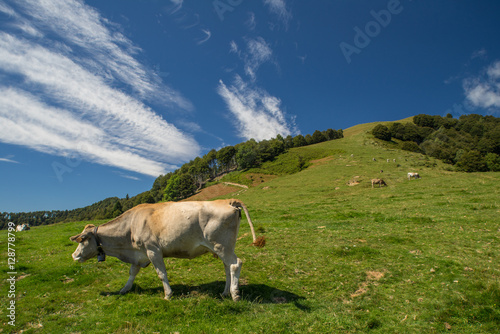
[119,289,129,295]
[164,293,173,300]
[231,294,241,302]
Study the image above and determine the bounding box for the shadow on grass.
[100,281,309,311]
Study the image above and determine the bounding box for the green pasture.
[1,126,499,333]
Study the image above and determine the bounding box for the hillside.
[4,113,498,229]
[3,122,499,333]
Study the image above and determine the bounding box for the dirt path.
[181,183,246,202]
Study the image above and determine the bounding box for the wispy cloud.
[228,37,274,81]
[230,37,275,82]
[217,75,296,141]
[196,29,212,45]
[263,0,292,28]
[471,48,487,60]
[0,156,20,164]
[170,0,184,13]
[464,60,500,110]
[0,0,200,177]
[246,12,257,31]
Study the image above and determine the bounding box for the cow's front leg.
[120,264,141,294]
[222,263,231,297]
[147,249,173,300]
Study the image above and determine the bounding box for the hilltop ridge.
[3,113,499,228]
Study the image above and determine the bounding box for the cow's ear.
[70,234,80,242]
[70,234,86,243]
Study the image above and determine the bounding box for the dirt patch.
[366,271,385,281]
[182,183,242,202]
[310,156,335,167]
[351,271,385,298]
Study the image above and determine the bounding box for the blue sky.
[1,0,499,212]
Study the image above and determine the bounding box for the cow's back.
[132,200,240,259]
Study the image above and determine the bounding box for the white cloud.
[464,61,500,110]
[0,87,182,177]
[230,40,239,54]
[12,0,191,108]
[217,76,296,141]
[197,29,212,45]
[244,37,273,81]
[246,12,257,31]
[263,0,292,28]
[170,0,184,13]
[0,0,200,177]
[471,48,487,60]
[0,157,20,164]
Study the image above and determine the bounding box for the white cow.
[407,172,421,180]
[71,199,261,301]
[16,224,30,231]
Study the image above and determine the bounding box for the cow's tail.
[229,199,266,248]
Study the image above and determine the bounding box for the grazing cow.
[70,199,261,301]
[16,224,30,231]
[371,179,387,188]
[372,158,377,161]
[407,172,421,180]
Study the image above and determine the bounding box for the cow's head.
[70,224,99,262]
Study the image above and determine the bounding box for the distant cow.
[71,199,261,301]
[16,224,30,231]
[407,172,421,180]
[371,179,387,188]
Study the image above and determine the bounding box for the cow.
[70,199,261,301]
[407,172,421,180]
[371,179,387,188]
[16,224,30,231]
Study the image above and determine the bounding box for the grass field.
[1,123,499,333]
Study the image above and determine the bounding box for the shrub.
[400,141,423,153]
[372,124,391,141]
[456,150,487,172]
[485,153,500,171]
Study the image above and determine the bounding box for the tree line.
[1,128,343,229]
[372,114,500,172]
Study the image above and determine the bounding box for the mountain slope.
[3,120,499,333]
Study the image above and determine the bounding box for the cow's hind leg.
[120,264,141,294]
[218,251,242,302]
[147,249,173,300]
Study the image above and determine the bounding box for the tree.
[292,134,307,147]
[456,150,487,172]
[372,124,391,141]
[413,114,440,129]
[217,146,236,173]
[389,122,405,140]
[312,130,327,144]
[163,175,181,202]
[112,201,123,217]
[400,141,423,153]
[485,153,500,171]
[284,135,294,149]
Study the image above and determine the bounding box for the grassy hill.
[1,121,499,333]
